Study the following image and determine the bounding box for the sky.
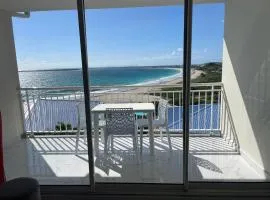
[13,3,224,70]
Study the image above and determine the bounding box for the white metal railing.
[19,83,229,137]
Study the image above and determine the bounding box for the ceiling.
[0,0,223,12]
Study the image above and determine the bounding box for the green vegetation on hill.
[159,62,222,105]
[192,62,222,83]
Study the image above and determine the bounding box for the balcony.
[16,83,266,184]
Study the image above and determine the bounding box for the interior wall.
[0,10,28,179]
[222,0,270,176]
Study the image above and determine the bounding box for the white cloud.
[170,47,183,56]
[221,19,224,23]
[203,48,208,53]
[177,48,183,52]
[136,48,186,65]
[171,51,176,56]
[142,54,173,61]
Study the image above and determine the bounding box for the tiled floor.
[23,135,266,185]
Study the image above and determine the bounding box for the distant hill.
[192,62,222,83]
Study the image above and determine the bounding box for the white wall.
[223,0,270,176]
[0,10,29,179]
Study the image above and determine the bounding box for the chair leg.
[133,134,140,164]
[100,114,105,143]
[140,127,143,155]
[104,135,108,156]
[166,126,172,151]
[101,128,105,143]
[160,127,163,141]
[133,134,137,151]
[75,129,80,155]
[110,135,114,153]
[134,125,138,150]
[83,129,87,144]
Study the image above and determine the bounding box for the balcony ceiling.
[0,0,223,12]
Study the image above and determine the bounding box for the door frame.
[76,0,95,192]
[182,0,193,191]
[76,0,193,192]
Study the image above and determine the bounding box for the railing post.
[204,91,207,132]
[179,91,181,131]
[172,92,175,130]
[19,90,27,135]
[26,90,34,136]
[219,89,223,135]
[210,85,214,133]
[38,90,44,133]
[198,91,200,129]
[191,91,194,130]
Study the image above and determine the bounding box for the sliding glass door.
[81,0,186,184]
[187,0,270,183]
[13,9,91,185]
[11,0,269,191]
[13,0,189,188]
[78,0,270,187]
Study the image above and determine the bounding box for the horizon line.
[18,62,221,72]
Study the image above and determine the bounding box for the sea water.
[19,66,181,88]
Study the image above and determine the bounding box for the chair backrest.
[157,100,168,124]
[105,108,135,136]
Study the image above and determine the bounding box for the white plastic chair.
[104,108,138,155]
[136,100,172,153]
[75,102,105,155]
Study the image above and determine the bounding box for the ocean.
[19,66,181,88]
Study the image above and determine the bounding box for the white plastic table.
[91,103,155,156]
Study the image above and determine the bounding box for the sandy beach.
[93,69,203,103]
[160,68,203,85]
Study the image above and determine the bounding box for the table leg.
[93,113,99,156]
[148,111,154,156]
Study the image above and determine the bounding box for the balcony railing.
[19,82,238,150]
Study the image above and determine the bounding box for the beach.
[19,67,203,103]
[94,69,203,103]
[19,66,181,88]
[151,68,202,85]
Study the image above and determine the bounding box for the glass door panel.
[85,4,184,184]
[187,2,267,182]
[13,10,90,185]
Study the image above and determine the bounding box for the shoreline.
[92,68,202,89]
[93,69,203,103]
[149,68,202,86]
[119,69,202,93]
[37,69,203,104]
[131,68,181,86]
[20,67,203,89]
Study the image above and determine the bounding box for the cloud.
[221,19,224,23]
[171,47,183,56]
[142,47,184,62]
[142,54,173,61]
[177,48,183,52]
[171,51,176,56]
[203,48,208,53]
